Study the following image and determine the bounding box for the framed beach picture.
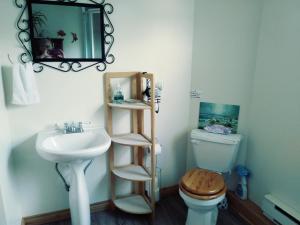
[199,102,240,134]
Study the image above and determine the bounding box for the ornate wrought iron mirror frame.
[15,0,114,73]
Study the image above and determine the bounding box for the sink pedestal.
[36,128,111,225]
[69,161,91,225]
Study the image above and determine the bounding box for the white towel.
[11,62,40,105]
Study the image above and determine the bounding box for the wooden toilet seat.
[180,168,227,200]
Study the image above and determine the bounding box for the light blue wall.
[247,0,300,211]
[188,0,263,182]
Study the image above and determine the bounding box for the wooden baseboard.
[22,200,111,225]
[22,185,179,225]
[22,186,276,225]
[227,191,275,225]
[160,185,179,197]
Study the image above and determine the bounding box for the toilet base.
[179,188,224,225]
[186,206,218,225]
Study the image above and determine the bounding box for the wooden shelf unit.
[104,72,156,216]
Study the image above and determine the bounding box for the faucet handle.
[70,122,77,132]
[78,122,84,132]
[63,122,69,133]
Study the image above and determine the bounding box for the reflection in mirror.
[29,1,105,62]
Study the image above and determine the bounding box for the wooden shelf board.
[112,165,151,181]
[112,133,152,147]
[108,102,151,110]
[113,195,152,214]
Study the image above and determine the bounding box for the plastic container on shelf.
[112,83,124,104]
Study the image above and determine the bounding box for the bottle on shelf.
[113,83,124,104]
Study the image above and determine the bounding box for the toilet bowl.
[179,168,226,225]
[180,129,242,225]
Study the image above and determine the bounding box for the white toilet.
[179,129,242,225]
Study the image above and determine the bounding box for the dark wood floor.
[44,195,246,225]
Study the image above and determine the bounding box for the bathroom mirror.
[16,0,114,72]
[28,0,105,62]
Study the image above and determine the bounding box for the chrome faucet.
[63,122,84,134]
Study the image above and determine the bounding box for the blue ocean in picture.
[199,102,240,134]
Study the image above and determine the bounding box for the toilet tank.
[190,129,242,173]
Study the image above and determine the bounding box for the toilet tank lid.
[191,129,242,144]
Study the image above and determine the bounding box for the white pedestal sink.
[36,127,111,225]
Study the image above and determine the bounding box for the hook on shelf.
[7,54,14,65]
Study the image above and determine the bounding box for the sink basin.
[36,128,111,162]
[35,127,111,225]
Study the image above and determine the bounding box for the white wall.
[0,189,6,225]
[187,0,263,179]
[0,66,21,225]
[0,0,194,222]
[0,1,23,223]
[247,0,300,211]
[0,69,20,225]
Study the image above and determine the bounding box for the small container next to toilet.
[180,129,242,225]
[235,165,250,200]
